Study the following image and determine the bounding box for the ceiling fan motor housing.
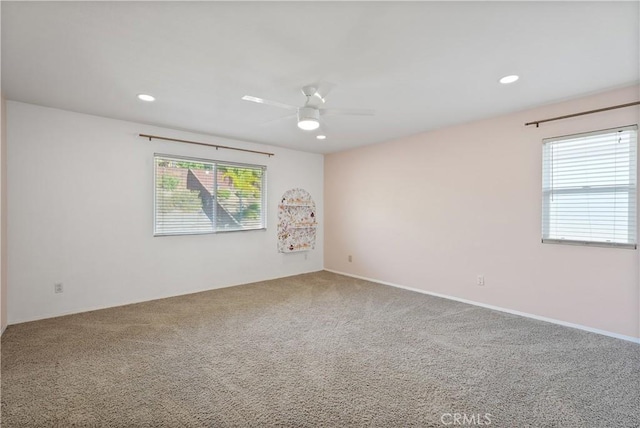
[298,106,320,122]
[301,85,318,98]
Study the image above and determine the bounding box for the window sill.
[542,238,636,250]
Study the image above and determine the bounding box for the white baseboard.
[324,269,640,344]
[8,269,324,326]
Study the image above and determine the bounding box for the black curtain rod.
[525,101,640,128]
[139,134,275,157]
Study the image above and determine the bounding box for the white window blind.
[542,125,637,249]
[154,155,266,236]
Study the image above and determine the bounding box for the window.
[154,154,266,236]
[542,125,637,248]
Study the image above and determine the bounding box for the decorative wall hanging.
[277,188,317,253]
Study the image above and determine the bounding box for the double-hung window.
[542,125,637,248]
[154,154,266,236]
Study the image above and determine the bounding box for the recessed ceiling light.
[499,75,519,84]
[137,94,156,102]
[316,135,326,140]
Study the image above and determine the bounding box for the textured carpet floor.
[1,271,639,427]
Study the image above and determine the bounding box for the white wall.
[1,94,6,333]
[325,85,639,340]
[7,101,324,324]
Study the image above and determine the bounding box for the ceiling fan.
[242,84,375,131]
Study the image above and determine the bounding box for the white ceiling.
[2,1,638,154]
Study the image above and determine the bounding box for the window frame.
[541,125,637,249]
[153,153,267,237]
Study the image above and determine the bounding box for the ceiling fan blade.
[316,121,331,136]
[260,112,296,126]
[242,95,298,110]
[314,81,336,103]
[320,108,375,116]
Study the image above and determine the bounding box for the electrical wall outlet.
[476,275,485,286]
[54,283,64,294]
[348,255,352,262]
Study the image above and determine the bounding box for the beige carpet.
[2,271,639,427]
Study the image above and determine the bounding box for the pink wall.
[325,85,640,339]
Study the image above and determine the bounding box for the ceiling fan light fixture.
[297,107,320,131]
[298,119,320,131]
